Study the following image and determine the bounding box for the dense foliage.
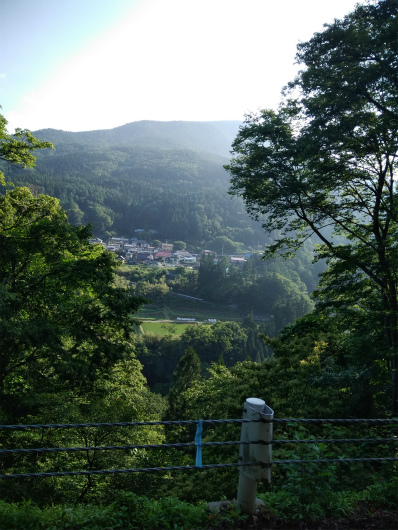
[0,1,397,523]
[0,112,166,504]
[0,187,148,420]
[0,480,397,529]
[0,109,54,186]
[122,255,315,392]
[226,0,398,414]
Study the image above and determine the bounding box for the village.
[89,236,249,268]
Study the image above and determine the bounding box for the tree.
[239,273,313,332]
[166,346,201,420]
[0,112,147,417]
[0,357,166,504]
[207,235,244,255]
[179,322,248,367]
[0,109,54,185]
[0,187,147,413]
[225,0,398,414]
[135,277,169,304]
[172,240,187,251]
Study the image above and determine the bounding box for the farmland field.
[140,321,201,336]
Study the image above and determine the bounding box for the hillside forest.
[0,1,397,527]
[0,120,269,248]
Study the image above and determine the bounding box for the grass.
[133,282,247,338]
[0,493,247,530]
[139,301,241,322]
[138,307,169,320]
[137,297,243,338]
[141,321,199,336]
[1,480,396,530]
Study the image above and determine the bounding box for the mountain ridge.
[34,120,242,158]
[2,118,267,245]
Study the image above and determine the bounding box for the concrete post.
[236,397,274,515]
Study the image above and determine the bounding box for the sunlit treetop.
[0,108,54,185]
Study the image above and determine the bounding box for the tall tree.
[225,0,398,413]
[0,112,147,417]
[0,187,147,412]
[167,346,201,418]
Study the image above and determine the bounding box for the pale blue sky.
[1,0,361,133]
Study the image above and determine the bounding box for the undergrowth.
[258,476,398,521]
[0,478,396,529]
[0,492,244,530]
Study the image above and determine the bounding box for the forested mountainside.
[1,120,271,246]
[35,120,242,156]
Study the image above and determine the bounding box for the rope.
[271,418,398,424]
[273,457,398,464]
[0,440,260,455]
[1,457,396,479]
[1,417,396,431]
[0,462,259,479]
[1,438,395,455]
[273,437,397,445]
[1,416,396,479]
[0,419,256,431]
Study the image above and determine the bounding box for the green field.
[140,321,200,336]
[134,287,243,337]
[139,298,241,322]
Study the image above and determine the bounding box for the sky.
[1,0,361,133]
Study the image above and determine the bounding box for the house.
[134,240,149,247]
[230,257,246,268]
[155,250,172,260]
[109,237,129,244]
[162,243,173,251]
[172,251,196,263]
[136,252,153,263]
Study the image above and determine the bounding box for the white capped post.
[236,397,274,515]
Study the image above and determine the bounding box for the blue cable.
[195,419,203,467]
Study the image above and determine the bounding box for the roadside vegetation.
[0,1,397,528]
[0,479,397,529]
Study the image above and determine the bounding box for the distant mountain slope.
[1,119,324,292]
[2,119,274,247]
[34,120,242,158]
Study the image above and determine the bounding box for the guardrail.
[1,398,397,514]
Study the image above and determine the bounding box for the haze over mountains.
[2,119,276,249]
[34,120,242,158]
